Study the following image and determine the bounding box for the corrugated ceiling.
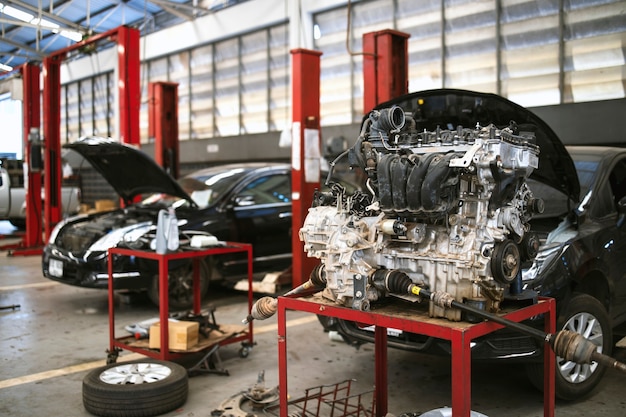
[0,0,242,71]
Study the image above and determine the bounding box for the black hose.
[371,269,414,295]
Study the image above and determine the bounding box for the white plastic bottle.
[166,207,179,252]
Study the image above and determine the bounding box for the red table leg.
[544,298,556,417]
[278,303,288,416]
[451,331,472,417]
[375,327,388,417]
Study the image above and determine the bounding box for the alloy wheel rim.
[99,362,172,385]
[558,312,603,383]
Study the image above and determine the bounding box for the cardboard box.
[95,199,117,212]
[149,320,199,351]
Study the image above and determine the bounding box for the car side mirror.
[617,196,626,228]
[235,195,256,207]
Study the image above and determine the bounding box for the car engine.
[299,105,544,320]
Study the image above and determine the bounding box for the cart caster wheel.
[239,346,251,358]
[106,348,120,364]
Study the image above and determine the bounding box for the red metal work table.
[107,242,253,361]
[277,293,556,417]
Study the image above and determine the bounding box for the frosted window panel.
[93,73,112,138]
[65,83,80,141]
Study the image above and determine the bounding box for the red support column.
[42,56,63,240]
[117,26,141,146]
[149,82,180,178]
[290,49,322,287]
[362,29,410,112]
[39,26,141,240]
[21,63,43,249]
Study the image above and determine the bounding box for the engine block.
[299,105,544,320]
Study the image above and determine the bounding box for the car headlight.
[88,222,153,252]
[47,214,88,244]
[522,242,567,282]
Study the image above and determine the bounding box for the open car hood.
[372,89,580,203]
[64,137,195,206]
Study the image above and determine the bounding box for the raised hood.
[65,137,195,206]
[373,89,580,203]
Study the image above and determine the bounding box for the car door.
[231,170,293,267]
[605,156,626,319]
[589,154,626,320]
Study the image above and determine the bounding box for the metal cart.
[277,294,556,417]
[106,242,254,363]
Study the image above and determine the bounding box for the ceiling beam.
[148,0,213,18]
[147,0,194,21]
[5,0,89,33]
[0,36,45,57]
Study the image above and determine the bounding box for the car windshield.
[179,167,250,209]
[572,158,599,198]
[139,167,250,210]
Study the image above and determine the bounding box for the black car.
[320,90,626,400]
[43,137,294,309]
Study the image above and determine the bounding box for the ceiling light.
[1,5,34,22]
[0,63,14,72]
[32,18,60,30]
[59,30,83,42]
[1,5,83,43]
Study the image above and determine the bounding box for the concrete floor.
[1,220,625,417]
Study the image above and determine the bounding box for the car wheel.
[317,314,338,332]
[148,258,211,310]
[525,293,612,400]
[82,359,188,417]
[8,218,26,229]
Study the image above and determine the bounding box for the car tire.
[82,359,188,417]
[147,258,211,310]
[8,218,26,229]
[525,293,612,400]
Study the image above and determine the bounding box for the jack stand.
[187,344,229,377]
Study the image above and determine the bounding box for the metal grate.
[264,379,375,417]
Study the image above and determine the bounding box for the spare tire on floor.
[83,359,188,417]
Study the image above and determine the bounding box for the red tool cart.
[106,242,254,363]
[277,294,556,417]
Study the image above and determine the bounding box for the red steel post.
[42,56,64,239]
[149,82,180,178]
[363,29,410,112]
[290,49,322,287]
[117,26,141,145]
[22,63,43,249]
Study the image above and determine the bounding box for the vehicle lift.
[0,63,42,255]
[149,81,180,178]
[2,26,140,257]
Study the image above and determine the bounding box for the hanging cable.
[346,0,375,57]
